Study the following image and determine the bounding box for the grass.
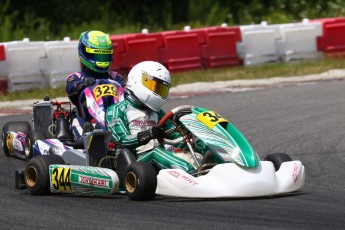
[1,56,345,101]
[171,56,345,86]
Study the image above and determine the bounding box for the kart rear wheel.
[25,130,47,161]
[125,162,157,201]
[1,132,9,156]
[2,121,31,156]
[264,153,292,171]
[25,155,65,195]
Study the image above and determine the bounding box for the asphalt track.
[1,79,345,229]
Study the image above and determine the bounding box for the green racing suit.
[106,93,199,173]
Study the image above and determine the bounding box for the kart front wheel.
[25,130,47,161]
[264,152,292,171]
[125,162,157,201]
[2,121,31,156]
[25,155,65,195]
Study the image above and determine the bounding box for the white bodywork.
[36,139,70,156]
[156,160,305,198]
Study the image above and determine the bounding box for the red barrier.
[312,17,345,56]
[158,30,206,72]
[109,35,126,71]
[118,33,164,72]
[0,78,7,94]
[195,26,242,68]
[0,46,6,93]
[0,45,6,61]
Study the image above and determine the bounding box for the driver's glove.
[137,126,165,145]
[114,75,126,87]
[82,77,96,87]
[76,77,96,93]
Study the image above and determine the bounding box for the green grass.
[171,56,345,86]
[1,56,345,101]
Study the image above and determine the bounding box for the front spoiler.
[156,161,305,198]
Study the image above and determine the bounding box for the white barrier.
[276,19,323,62]
[43,39,80,88]
[0,38,81,92]
[237,22,282,66]
[4,39,47,92]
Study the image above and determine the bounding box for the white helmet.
[127,61,170,111]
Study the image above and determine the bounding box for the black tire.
[125,162,157,201]
[2,121,31,156]
[264,153,292,171]
[1,132,10,156]
[25,130,47,161]
[25,155,65,195]
[115,148,137,188]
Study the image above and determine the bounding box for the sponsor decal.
[167,170,199,185]
[131,120,156,126]
[292,162,299,183]
[167,170,180,178]
[13,138,23,151]
[78,175,109,188]
[86,47,113,54]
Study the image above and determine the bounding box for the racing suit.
[66,68,125,111]
[105,92,196,174]
[66,67,125,139]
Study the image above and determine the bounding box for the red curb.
[0,109,32,116]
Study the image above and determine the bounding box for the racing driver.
[65,30,125,139]
[106,61,211,175]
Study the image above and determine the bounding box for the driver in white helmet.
[106,61,196,173]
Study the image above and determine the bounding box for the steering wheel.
[158,105,194,127]
[157,105,194,144]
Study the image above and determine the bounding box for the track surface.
[1,80,345,229]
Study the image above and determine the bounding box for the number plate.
[93,84,118,101]
[196,111,228,129]
[51,167,72,191]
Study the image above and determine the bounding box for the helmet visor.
[142,72,170,99]
[84,46,113,66]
